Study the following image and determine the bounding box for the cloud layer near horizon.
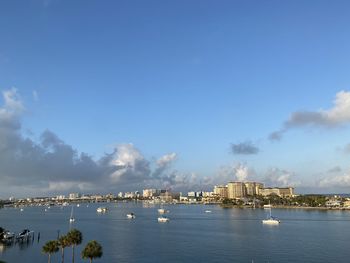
[0,88,192,196]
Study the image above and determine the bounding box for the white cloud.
[156,152,177,167]
[217,162,254,183]
[319,171,350,187]
[109,143,150,182]
[270,90,350,140]
[264,168,300,187]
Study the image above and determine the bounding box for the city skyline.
[1,0,350,197]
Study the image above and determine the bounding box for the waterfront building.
[244,182,264,196]
[56,195,65,200]
[227,182,246,199]
[259,187,294,197]
[143,189,157,198]
[188,191,196,197]
[213,185,228,198]
[69,193,80,200]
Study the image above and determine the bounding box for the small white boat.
[69,206,75,223]
[97,207,108,213]
[158,216,169,223]
[263,204,272,209]
[76,204,80,207]
[205,210,212,213]
[127,213,136,219]
[262,217,280,225]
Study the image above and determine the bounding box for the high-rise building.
[214,185,228,198]
[259,187,294,197]
[227,182,246,199]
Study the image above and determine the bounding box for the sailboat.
[69,206,75,223]
[262,204,280,225]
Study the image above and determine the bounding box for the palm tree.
[58,235,70,263]
[66,229,82,263]
[42,240,59,263]
[81,240,103,263]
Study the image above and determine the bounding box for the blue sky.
[1,0,350,196]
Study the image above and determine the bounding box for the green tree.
[81,240,103,263]
[42,240,59,263]
[58,235,70,263]
[67,229,83,263]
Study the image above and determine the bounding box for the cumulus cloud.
[216,163,255,183]
[0,89,195,197]
[270,90,350,140]
[231,141,259,155]
[153,152,177,178]
[263,168,300,187]
[109,143,151,184]
[319,171,350,187]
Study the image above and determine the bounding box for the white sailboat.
[262,205,280,225]
[69,206,75,223]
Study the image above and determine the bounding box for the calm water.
[1,202,350,263]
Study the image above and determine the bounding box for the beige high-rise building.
[227,182,246,199]
[213,185,228,198]
[244,182,262,196]
[255,183,264,195]
[259,187,294,197]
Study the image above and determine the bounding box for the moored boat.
[127,213,136,219]
[158,216,169,223]
[97,207,108,213]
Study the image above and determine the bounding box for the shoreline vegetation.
[1,194,350,211]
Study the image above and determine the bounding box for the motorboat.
[17,229,34,241]
[2,230,15,241]
[126,213,136,219]
[205,210,212,213]
[263,204,272,209]
[97,207,108,213]
[158,216,169,223]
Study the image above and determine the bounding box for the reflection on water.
[0,237,35,254]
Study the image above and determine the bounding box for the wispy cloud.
[270,90,350,141]
[231,141,259,155]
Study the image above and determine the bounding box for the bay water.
[1,202,350,262]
